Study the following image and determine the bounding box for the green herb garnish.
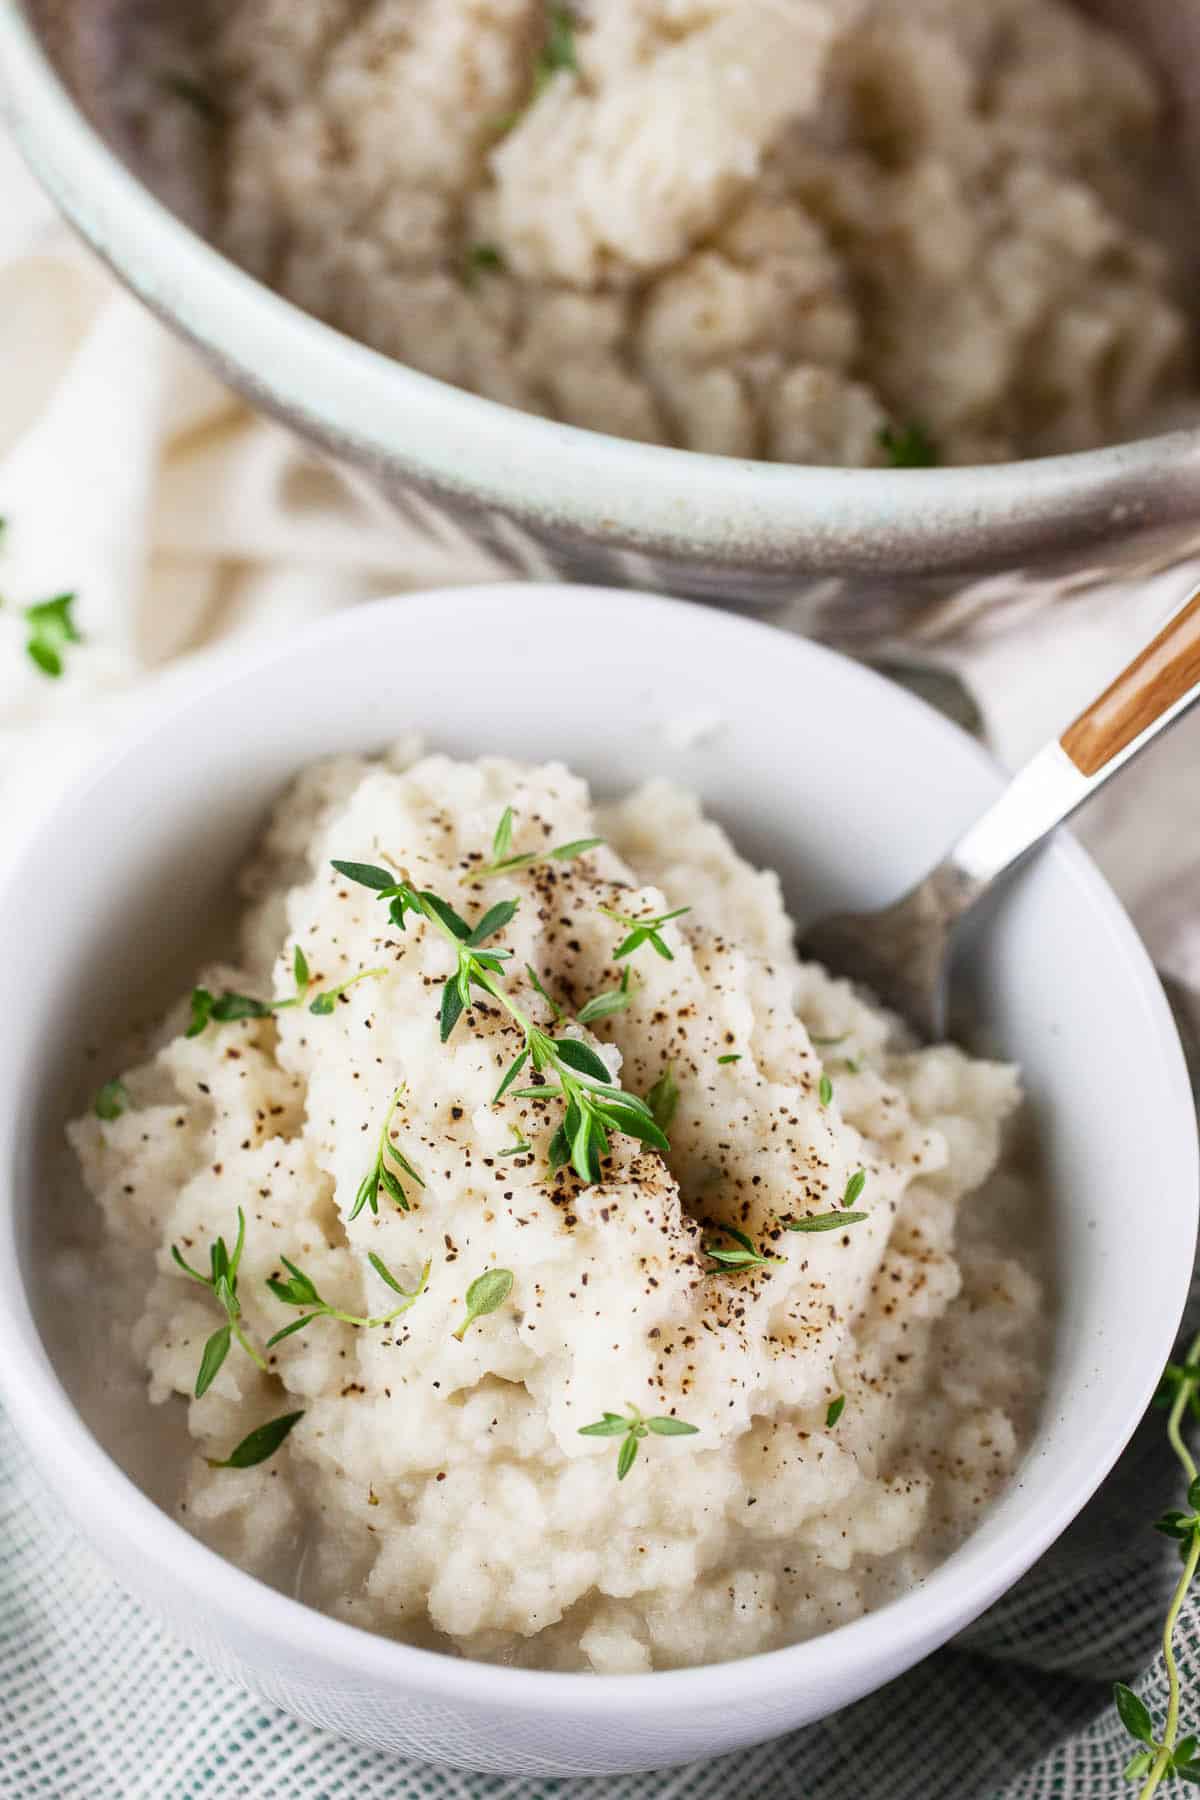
[818,1073,834,1107]
[186,987,271,1035]
[170,1208,266,1396]
[498,1128,531,1157]
[463,243,506,289]
[93,1078,131,1121]
[466,805,603,882]
[306,967,386,1015]
[495,3,580,134]
[577,967,634,1025]
[578,1404,698,1481]
[524,963,564,1021]
[599,902,690,963]
[1115,1329,1200,1792]
[452,1267,514,1341]
[207,1410,304,1470]
[786,1169,868,1233]
[787,1211,868,1234]
[332,862,668,1185]
[186,953,384,1035]
[843,1169,867,1207]
[717,1053,741,1065]
[265,1253,430,1347]
[879,422,939,468]
[536,4,577,89]
[826,1396,845,1428]
[24,592,80,679]
[703,1225,784,1272]
[350,1086,424,1221]
[646,1064,679,1135]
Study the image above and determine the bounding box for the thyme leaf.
[879,421,939,468]
[453,1267,514,1341]
[704,1225,784,1272]
[577,967,634,1025]
[23,592,81,680]
[578,1403,698,1480]
[94,1078,131,1121]
[646,1064,679,1134]
[207,1410,304,1469]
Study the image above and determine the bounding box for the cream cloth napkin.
[3,126,1200,1800]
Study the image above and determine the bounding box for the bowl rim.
[4,3,1200,576]
[0,582,1196,1718]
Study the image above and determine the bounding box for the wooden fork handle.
[1060,589,1200,777]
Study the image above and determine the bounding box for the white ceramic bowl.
[4,1,1200,611]
[0,585,1194,1778]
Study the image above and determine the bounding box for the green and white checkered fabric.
[3,1287,1199,1800]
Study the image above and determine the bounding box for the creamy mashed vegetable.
[148,0,1193,463]
[69,751,1045,1671]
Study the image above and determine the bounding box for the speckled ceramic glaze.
[0,587,1196,1773]
[3,0,1200,622]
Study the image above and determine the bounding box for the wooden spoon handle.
[1060,589,1200,777]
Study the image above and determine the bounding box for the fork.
[800,588,1200,1041]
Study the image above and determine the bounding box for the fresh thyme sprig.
[464,805,603,883]
[265,1253,430,1346]
[187,948,384,1036]
[704,1225,784,1272]
[578,1404,698,1481]
[331,862,669,1184]
[453,1268,514,1341]
[94,1078,131,1121]
[506,1038,668,1185]
[207,1410,304,1470]
[1116,1328,1200,1794]
[599,903,691,963]
[170,1208,267,1396]
[351,1086,424,1221]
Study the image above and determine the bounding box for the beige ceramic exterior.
[3,0,1200,621]
[0,586,1195,1775]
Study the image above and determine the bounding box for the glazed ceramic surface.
[3,1,1200,621]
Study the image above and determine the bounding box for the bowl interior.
[0,584,1194,1733]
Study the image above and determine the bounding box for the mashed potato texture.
[70,750,1044,1670]
[186,0,1193,463]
